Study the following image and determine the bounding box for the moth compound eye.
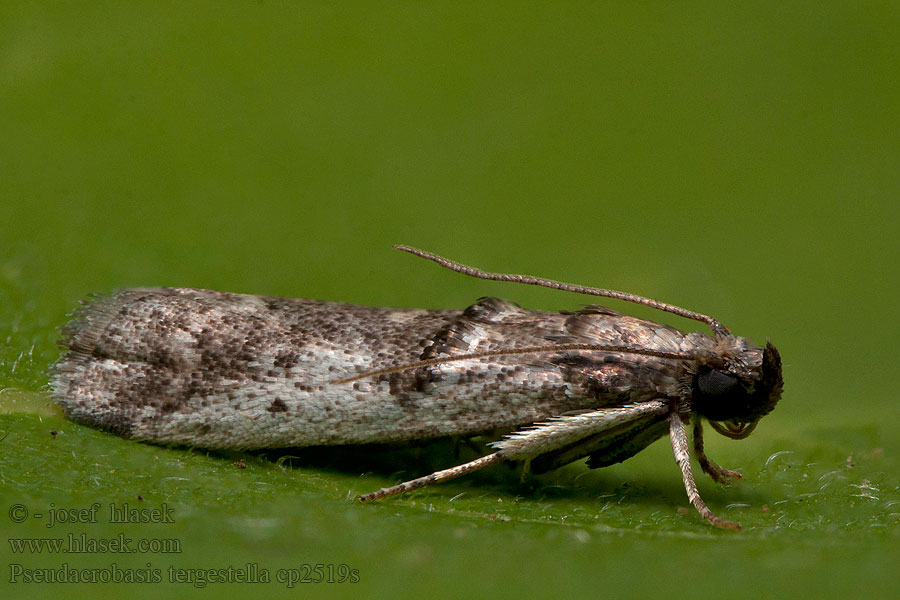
[696,369,739,398]
[692,368,748,422]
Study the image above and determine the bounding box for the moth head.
[693,342,783,439]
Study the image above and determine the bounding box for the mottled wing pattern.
[52,290,696,452]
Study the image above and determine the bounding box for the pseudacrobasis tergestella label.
[51,245,783,530]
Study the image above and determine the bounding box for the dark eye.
[692,368,747,421]
[696,369,740,398]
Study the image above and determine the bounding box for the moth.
[51,245,783,530]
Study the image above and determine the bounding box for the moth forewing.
[51,246,782,531]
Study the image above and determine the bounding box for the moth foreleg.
[669,412,741,530]
[692,419,743,484]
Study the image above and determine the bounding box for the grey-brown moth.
[51,245,783,530]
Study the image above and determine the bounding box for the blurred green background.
[2,2,898,598]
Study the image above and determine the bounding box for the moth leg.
[361,401,668,502]
[669,412,741,530]
[693,419,743,483]
[359,452,506,502]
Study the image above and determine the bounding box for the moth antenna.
[394,245,731,338]
[331,343,702,385]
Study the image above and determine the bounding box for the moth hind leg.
[693,419,743,484]
[360,401,670,502]
[358,452,506,501]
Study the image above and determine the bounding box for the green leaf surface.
[2,2,898,598]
